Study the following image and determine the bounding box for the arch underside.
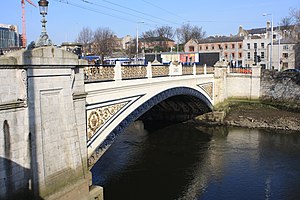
[88,87,213,168]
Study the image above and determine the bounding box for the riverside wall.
[260,70,300,109]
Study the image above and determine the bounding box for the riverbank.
[192,101,300,132]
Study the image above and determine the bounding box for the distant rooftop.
[140,37,175,42]
[194,36,244,44]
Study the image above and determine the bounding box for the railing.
[121,64,147,79]
[83,63,255,82]
[84,62,213,82]
[182,65,193,75]
[229,67,252,74]
[84,65,115,82]
[152,64,169,77]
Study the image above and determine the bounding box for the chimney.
[239,25,243,32]
[266,21,271,30]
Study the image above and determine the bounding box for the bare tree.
[142,30,157,39]
[142,25,174,39]
[156,26,174,39]
[176,23,206,44]
[93,27,116,64]
[76,27,93,54]
[282,7,300,68]
[280,17,292,27]
[291,7,300,25]
[291,8,300,68]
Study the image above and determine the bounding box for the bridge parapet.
[84,62,214,82]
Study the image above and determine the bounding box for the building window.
[239,52,242,58]
[261,52,265,59]
[218,44,222,49]
[231,53,235,59]
[225,44,228,49]
[283,53,288,58]
[247,43,250,49]
[189,46,195,52]
[247,52,250,59]
[212,45,214,50]
[232,44,235,49]
[254,43,257,49]
[254,52,257,60]
[206,46,208,50]
[239,43,242,49]
[200,46,202,50]
[261,43,265,48]
[283,45,288,50]
[225,53,228,58]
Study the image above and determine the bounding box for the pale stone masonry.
[0,47,102,200]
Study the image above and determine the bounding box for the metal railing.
[84,62,214,82]
[229,67,252,74]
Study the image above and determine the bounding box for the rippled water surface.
[92,122,300,200]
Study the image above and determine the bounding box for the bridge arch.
[89,86,212,168]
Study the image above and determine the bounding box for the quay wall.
[260,70,300,109]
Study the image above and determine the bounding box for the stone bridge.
[0,47,260,200]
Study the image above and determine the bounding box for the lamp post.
[136,21,144,63]
[278,25,281,71]
[36,0,53,47]
[263,13,273,70]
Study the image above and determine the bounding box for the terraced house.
[185,22,298,70]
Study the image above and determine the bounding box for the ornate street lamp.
[35,0,53,47]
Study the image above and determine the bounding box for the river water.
[92,121,300,200]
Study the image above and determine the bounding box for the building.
[121,35,133,50]
[185,22,297,70]
[272,39,296,70]
[238,22,296,70]
[0,24,21,53]
[139,37,175,53]
[242,35,269,68]
[185,36,244,67]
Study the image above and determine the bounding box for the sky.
[1,0,299,45]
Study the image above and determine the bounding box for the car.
[283,69,300,73]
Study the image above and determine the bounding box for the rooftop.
[194,36,244,44]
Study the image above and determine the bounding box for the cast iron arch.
[90,86,212,165]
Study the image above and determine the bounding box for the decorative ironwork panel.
[206,67,215,74]
[152,65,169,77]
[122,65,147,79]
[196,66,204,75]
[84,65,115,82]
[182,66,193,75]
[87,102,127,141]
[198,82,213,100]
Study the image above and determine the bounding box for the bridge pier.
[0,47,102,200]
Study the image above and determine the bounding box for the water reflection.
[92,122,300,200]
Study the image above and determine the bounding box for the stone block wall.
[0,55,32,199]
[260,70,300,107]
[0,47,91,199]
